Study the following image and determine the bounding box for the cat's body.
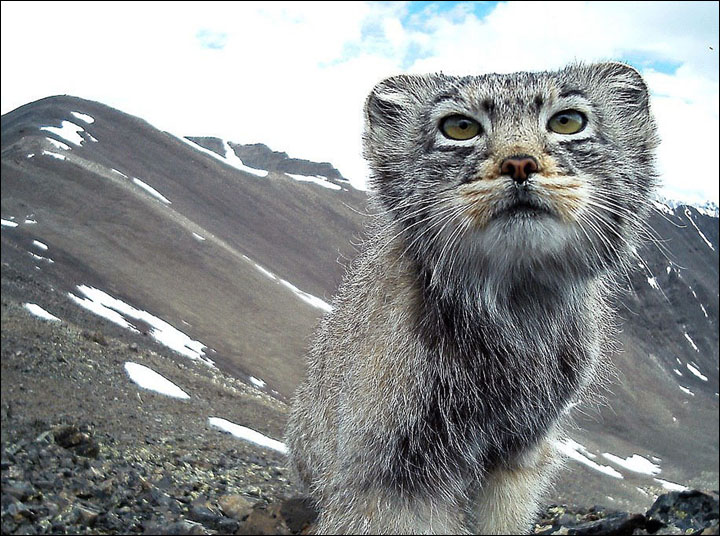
[285,63,658,534]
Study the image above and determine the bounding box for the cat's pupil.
[459,120,469,129]
[559,117,569,124]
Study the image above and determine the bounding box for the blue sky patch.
[621,51,683,75]
[405,1,500,23]
[196,29,228,50]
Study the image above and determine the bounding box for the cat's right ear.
[365,74,437,133]
[365,75,417,132]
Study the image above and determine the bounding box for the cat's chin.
[492,206,553,223]
[473,213,577,260]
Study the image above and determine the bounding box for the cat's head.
[363,62,659,294]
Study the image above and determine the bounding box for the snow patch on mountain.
[244,255,332,313]
[208,417,287,454]
[68,285,214,367]
[71,111,95,124]
[683,208,716,250]
[653,200,675,216]
[174,135,269,178]
[601,453,661,475]
[678,385,695,396]
[133,177,171,204]
[285,173,342,190]
[29,252,54,264]
[42,151,65,160]
[654,478,689,492]
[24,303,60,322]
[686,363,708,382]
[40,121,85,146]
[46,137,70,151]
[555,438,624,479]
[249,376,266,389]
[655,195,719,218]
[124,362,190,399]
[222,141,268,177]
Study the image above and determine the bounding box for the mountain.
[1,95,718,517]
[1,95,367,399]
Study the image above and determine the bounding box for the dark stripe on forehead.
[559,89,586,99]
[480,99,496,120]
[431,91,460,105]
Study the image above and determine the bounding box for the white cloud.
[1,1,717,201]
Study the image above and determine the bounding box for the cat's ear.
[592,62,651,108]
[589,62,659,152]
[364,74,437,132]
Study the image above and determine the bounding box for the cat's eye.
[548,110,586,134]
[440,115,481,140]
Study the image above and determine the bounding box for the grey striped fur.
[285,62,659,534]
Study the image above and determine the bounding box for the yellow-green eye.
[440,115,481,140]
[548,110,586,134]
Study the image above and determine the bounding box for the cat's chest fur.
[369,237,598,495]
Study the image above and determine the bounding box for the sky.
[1,1,718,204]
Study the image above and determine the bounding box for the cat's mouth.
[492,198,553,220]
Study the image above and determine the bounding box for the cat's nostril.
[500,156,540,183]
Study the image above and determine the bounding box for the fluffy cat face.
[363,63,659,291]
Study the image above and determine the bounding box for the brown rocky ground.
[1,295,309,534]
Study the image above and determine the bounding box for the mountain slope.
[1,95,366,398]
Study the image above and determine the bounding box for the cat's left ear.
[592,62,651,108]
[589,62,659,152]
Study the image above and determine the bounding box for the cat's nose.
[500,156,539,183]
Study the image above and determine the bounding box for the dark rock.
[52,425,99,458]
[72,504,100,526]
[1,519,18,535]
[566,512,646,535]
[189,503,226,529]
[2,493,20,510]
[5,501,26,521]
[14,522,38,535]
[82,330,108,346]
[217,493,253,520]
[156,519,211,535]
[97,511,124,531]
[3,482,37,501]
[43,501,59,518]
[240,502,290,535]
[279,496,319,534]
[155,475,173,490]
[215,517,241,533]
[647,490,720,534]
[145,487,173,508]
[50,521,66,533]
